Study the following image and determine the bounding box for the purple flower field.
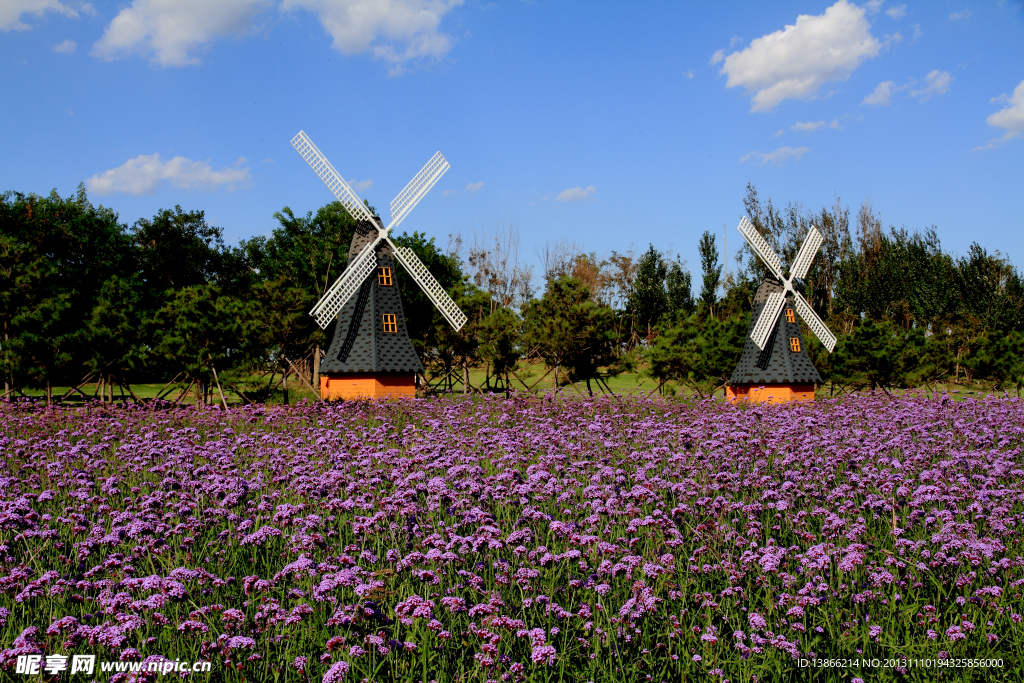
[1,393,1022,682]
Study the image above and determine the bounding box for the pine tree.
[627,244,667,341]
[698,231,722,316]
[665,258,694,319]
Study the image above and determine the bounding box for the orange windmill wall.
[320,374,416,400]
[726,384,815,404]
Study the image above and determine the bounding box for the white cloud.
[709,49,724,65]
[830,117,842,129]
[882,31,902,48]
[465,181,484,193]
[350,178,373,192]
[718,0,881,112]
[93,0,462,71]
[1,0,83,31]
[791,120,825,132]
[949,9,972,20]
[864,0,883,14]
[54,38,76,53]
[912,24,922,40]
[85,154,251,196]
[683,68,694,79]
[909,70,952,102]
[739,146,810,166]
[282,0,463,75]
[886,5,906,19]
[976,80,1024,149]
[729,35,743,47]
[774,129,784,137]
[92,0,273,66]
[440,189,456,196]
[863,80,895,105]
[555,186,595,202]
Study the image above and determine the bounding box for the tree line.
[2,183,1022,403]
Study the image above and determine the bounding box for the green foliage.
[477,307,523,377]
[717,277,755,320]
[0,186,133,387]
[827,318,954,392]
[647,313,746,395]
[87,275,148,375]
[627,244,668,340]
[153,283,254,378]
[698,230,721,313]
[132,205,228,294]
[422,279,489,380]
[834,225,960,328]
[523,276,617,385]
[246,202,356,302]
[961,331,1024,393]
[957,243,1024,332]
[665,257,695,319]
[4,177,1024,399]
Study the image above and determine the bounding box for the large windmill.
[291,131,467,400]
[726,217,837,403]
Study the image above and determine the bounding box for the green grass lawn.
[10,362,1009,406]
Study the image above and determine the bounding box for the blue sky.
[2,0,1022,281]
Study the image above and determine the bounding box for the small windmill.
[726,217,837,403]
[291,131,467,400]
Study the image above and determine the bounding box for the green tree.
[132,206,226,294]
[87,275,149,380]
[153,283,256,402]
[246,202,358,301]
[627,245,667,341]
[523,276,617,394]
[422,280,489,393]
[698,230,722,316]
[665,257,695,319]
[0,186,132,393]
[829,318,910,392]
[477,307,523,388]
[647,313,746,396]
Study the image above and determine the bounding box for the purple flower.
[748,613,767,630]
[945,626,966,642]
[177,620,209,634]
[226,636,256,650]
[531,645,557,665]
[322,661,350,683]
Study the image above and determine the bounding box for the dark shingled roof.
[728,277,822,386]
[319,220,424,375]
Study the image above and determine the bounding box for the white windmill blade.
[389,151,450,229]
[737,217,784,281]
[391,244,468,331]
[792,293,837,353]
[790,225,824,282]
[291,131,377,226]
[309,237,382,329]
[750,291,787,350]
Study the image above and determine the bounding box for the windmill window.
[378,267,393,286]
[789,337,801,352]
[785,308,795,323]
[382,314,397,333]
